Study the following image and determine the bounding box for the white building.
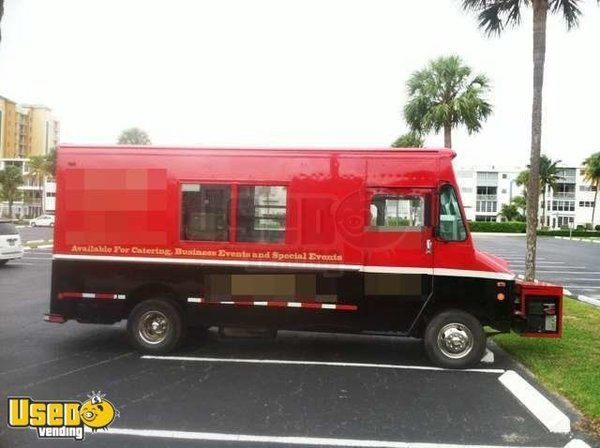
[456,165,600,230]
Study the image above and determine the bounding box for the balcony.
[476,194,498,201]
[553,192,576,200]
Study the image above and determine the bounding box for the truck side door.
[361,187,434,330]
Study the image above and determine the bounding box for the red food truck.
[45,145,562,368]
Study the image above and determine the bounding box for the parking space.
[473,235,600,300]
[1,250,596,447]
[16,226,53,245]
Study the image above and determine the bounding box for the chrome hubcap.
[437,323,474,359]
[138,311,169,345]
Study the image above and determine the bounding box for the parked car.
[0,220,24,265]
[30,215,55,227]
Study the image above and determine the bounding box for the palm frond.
[477,3,504,35]
[549,0,582,30]
[462,0,530,36]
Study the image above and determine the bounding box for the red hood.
[475,250,513,276]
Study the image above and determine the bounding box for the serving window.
[236,185,287,243]
[180,184,230,241]
[368,194,425,231]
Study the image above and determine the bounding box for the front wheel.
[424,309,486,369]
[127,299,184,354]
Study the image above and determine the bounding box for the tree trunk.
[444,122,452,148]
[525,0,548,281]
[541,188,546,227]
[592,183,599,227]
[40,176,46,214]
[8,200,13,219]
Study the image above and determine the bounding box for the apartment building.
[0,95,59,218]
[457,165,599,229]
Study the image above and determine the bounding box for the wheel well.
[413,296,488,338]
[125,283,183,317]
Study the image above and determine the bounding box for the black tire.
[127,299,184,354]
[424,309,486,369]
[0,260,8,266]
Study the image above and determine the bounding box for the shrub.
[467,221,526,233]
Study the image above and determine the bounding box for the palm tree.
[0,0,4,44]
[500,203,521,222]
[0,166,24,219]
[391,132,424,148]
[582,151,600,227]
[118,127,152,145]
[27,155,51,215]
[511,195,527,218]
[538,155,562,227]
[461,0,599,281]
[404,55,492,149]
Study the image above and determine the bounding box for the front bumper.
[512,280,563,338]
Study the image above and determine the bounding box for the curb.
[516,276,600,308]
[554,236,600,243]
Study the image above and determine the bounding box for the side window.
[237,185,287,243]
[369,195,425,231]
[181,184,230,241]
[439,185,467,241]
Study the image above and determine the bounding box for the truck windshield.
[439,185,467,241]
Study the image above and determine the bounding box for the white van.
[0,220,24,265]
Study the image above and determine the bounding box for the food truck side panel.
[49,146,518,336]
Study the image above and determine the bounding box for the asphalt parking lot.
[473,234,600,301]
[1,236,597,448]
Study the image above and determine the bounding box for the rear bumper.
[0,248,24,260]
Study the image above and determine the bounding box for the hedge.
[468,221,600,237]
[467,221,526,233]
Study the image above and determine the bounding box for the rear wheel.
[0,260,8,266]
[127,299,184,354]
[424,309,486,369]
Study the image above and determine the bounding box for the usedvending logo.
[7,391,119,441]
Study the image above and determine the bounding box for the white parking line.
[524,271,600,275]
[539,278,600,281]
[498,370,570,434]
[86,426,580,447]
[507,262,570,265]
[141,355,505,374]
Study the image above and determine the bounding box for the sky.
[1,0,599,168]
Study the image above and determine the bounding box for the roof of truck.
[58,144,456,158]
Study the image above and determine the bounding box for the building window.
[181,184,230,241]
[369,195,425,230]
[580,185,597,192]
[476,186,497,196]
[501,189,507,194]
[475,215,496,222]
[476,200,497,213]
[579,201,594,208]
[552,200,575,212]
[502,174,508,179]
[237,185,287,243]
